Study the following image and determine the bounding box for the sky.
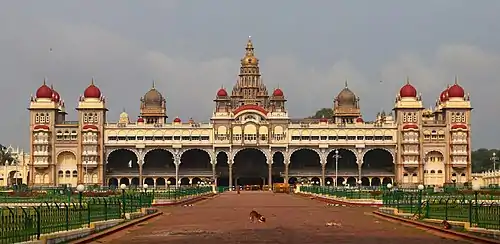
[0,0,499,150]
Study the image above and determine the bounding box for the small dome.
[36,83,53,99]
[400,83,417,97]
[217,88,228,97]
[336,87,357,106]
[356,117,364,123]
[137,117,144,123]
[144,88,163,107]
[173,117,181,123]
[52,89,60,102]
[448,84,465,98]
[440,87,449,102]
[84,80,101,98]
[273,88,284,96]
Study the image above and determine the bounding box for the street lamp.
[472,180,481,226]
[490,152,498,171]
[357,180,362,199]
[386,183,393,206]
[120,184,127,215]
[332,149,342,187]
[417,184,424,217]
[76,184,85,207]
[167,180,171,199]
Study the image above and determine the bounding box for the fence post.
[88,200,91,227]
[104,198,108,221]
[445,199,449,220]
[425,200,430,218]
[468,200,473,227]
[35,206,41,240]
[65,203,69,231]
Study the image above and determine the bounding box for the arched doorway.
[8,171,22,186]
[288,177,298,184]
[156,177,166,187]
[362,149,394,176]
[289,149,321,177]
[144,177,154,186]
[119,178,129,185]
[215,152,229,186]
[56,151,77,186]
[326,149,358,186]
[107,149,138,178]
[108,178,118,187]
[233,148,268,187]
[272,152,285,184]
[179,149,211,177]
[424,151,445,186]
[143,149,175,175]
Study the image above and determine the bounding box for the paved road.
[95,192,469,243]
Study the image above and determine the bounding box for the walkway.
[96,192,469,243]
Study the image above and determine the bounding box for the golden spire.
[43,77,47,85]
[91,77,95,85]
[454,75,458,84]
[241,36,259,67]
[406,76,410,84]
[152,80,156,89]
[345,79,348,88]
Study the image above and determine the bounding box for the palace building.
[27,38,472,188]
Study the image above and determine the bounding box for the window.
[44,113,50,123]
[83,113,88,123]
[93,113,98,123]
[35,113,40,123]
[72,171,78,177]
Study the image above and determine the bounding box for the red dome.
[447,84,465,98]
[440,88,449,102]
[400,83,417,97]
[356,117,364,123]
[84,80,101,98]
[36,84,53,99]
[173,117,181,123]
[137,117,144,123]
[319,117,328,123]
[403,124,419,130]
[273,88,284,96]
[52,89,60,102]
[451,124,467,130]
[217,88,227,97]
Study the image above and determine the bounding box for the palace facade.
[0,146,30,187]
[27,38,472,188]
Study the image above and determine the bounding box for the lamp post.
[167,180,171,199]
[490,152,498,171]
[120,184,127,215]
[417,184,424,217]
[332,149,341,187]
[386,183,393,206]
[472,180,481,226]
[142,184,148,207]
[357,180,362,199]
[76,184,85,208]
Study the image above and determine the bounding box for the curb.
[373,211,500,244]
[297,193,383,207]
[69,211,163,244]
[152,193,216,206]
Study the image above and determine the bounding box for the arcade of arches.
[105,147,395,188]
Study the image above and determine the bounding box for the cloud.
[0,6,499,150]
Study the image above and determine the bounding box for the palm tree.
[0,144,17,166]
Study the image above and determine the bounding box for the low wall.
[375,207,500,243]
[18,209,158,244]
[298,192,383,207]
[152,192,215,206]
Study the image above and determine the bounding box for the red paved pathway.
[95,191,469,243]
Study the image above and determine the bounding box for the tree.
[0,144,16,166]
[309,108,333,119]
[471,148,498,172]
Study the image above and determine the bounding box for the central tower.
[230,37,269,109]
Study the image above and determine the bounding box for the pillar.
[268,161,272,187]
[228,160,233,190]
[175,162,179,187]
[284,160,289,184]
[138,159,143,186]
[321,163,325,186]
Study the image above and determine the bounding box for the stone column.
[268,161,272,187]
[321,163,326,186]
[212,161,216,184]
[138,158,143,186]
[228,160,233,190]
[284,160,289,184]
[175,162,180,187]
